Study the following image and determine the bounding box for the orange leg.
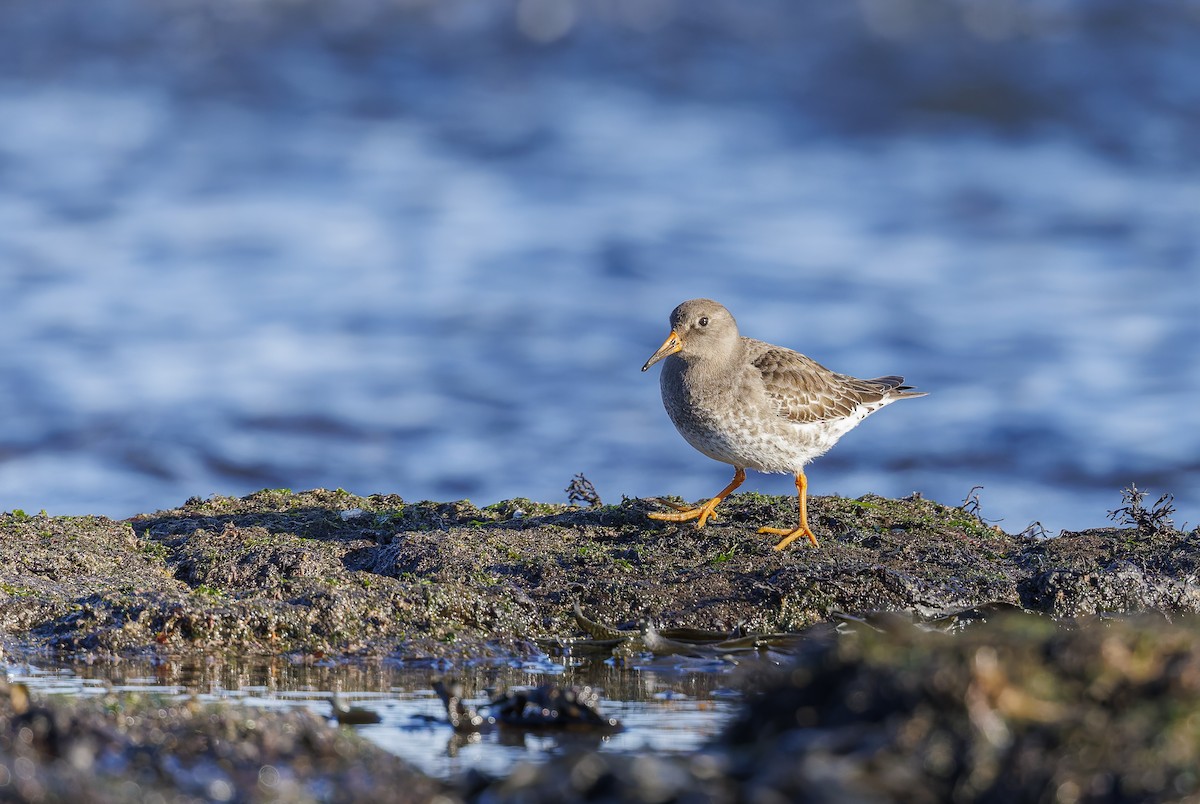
[649,467,746,529]
[759,470,820,549]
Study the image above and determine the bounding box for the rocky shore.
[3,488,1200,801]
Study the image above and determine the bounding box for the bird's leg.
[759,470,820,549]
[649,467,746,529]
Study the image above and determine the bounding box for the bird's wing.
[747,340,895,424]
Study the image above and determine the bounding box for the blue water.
[1,0,1198,535]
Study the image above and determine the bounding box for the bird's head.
[641,299,739,371]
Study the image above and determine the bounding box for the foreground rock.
[2,488,1199,658]
[483,613,1200,802]
[0,678,448,803]
[6,614,1200,802]
[4,489,1200,801]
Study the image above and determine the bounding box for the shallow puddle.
[3,653,744,780]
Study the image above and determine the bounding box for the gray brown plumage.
[641,298,925,549]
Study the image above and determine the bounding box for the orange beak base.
[641,330,683,372]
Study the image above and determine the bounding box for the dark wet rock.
[434,679,490,734]
[550,602,809,662]
[474,614,1200,803]
[713,613,1200,802]
[488,684,621,733]
[0,676,451,803]
[1017,527,1200,617]
[477,751,738,804]
[3,489,1200,659]
[433,678,621,735]
[330,692,384,726]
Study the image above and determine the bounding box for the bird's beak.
[641,330,683,371]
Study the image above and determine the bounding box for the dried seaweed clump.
[1107,483,1176,537]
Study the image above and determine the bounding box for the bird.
[641,298,925,550]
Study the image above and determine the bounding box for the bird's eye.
[698,317,709,327]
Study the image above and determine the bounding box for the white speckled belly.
[661,357,888,474]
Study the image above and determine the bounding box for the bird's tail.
[870,375,928,398]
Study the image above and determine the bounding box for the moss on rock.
[2,489,1199,659]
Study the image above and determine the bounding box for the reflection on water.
[3,653,739,779]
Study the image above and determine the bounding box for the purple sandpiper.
[642,299,925,549]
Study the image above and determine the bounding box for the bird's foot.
[758,525,820,550]
[649,497,696,513]
[648,498,722,528]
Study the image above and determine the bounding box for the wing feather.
[748,341,904,424]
